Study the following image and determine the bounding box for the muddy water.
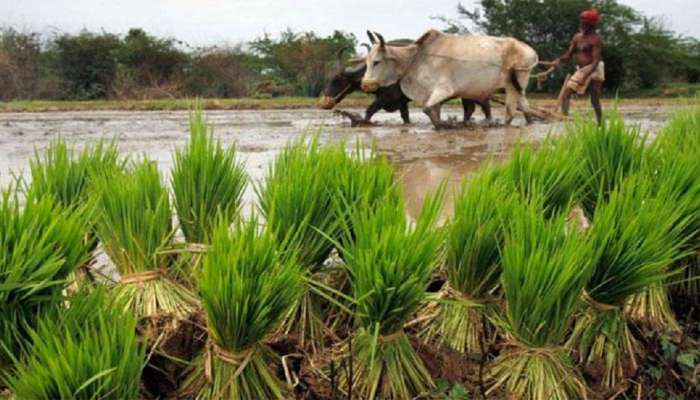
[0,105,672,218]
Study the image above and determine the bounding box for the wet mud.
[0,104,673,219]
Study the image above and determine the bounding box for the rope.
[204,340,255,383]
[502,336,567,357]
[378,329,405,343]
[583,291,621,312]
[120,269,166,284]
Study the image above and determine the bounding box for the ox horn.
[361,43,371,53]
[366,30,376,44]
[374,32,386,47]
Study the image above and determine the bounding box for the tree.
[453,0,700,92]
[51,31,121,99]
[250,30,356,97]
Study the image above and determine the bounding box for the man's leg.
[589,80,603,124]
[560,87,574,116]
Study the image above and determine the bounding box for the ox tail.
[510,69,523,94]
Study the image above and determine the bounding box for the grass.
[182,217,302,399]
[28,138,122,209]
[171,109,247,244]
[0,188,93,373]
[257,136,399,352]
[495,138,582,217]
[569,115,647,216]
[3,288,145,399]
[422,166,514,353]
[568,174,693,388]
[337,185,445,399]
[487,193,591,400]
[93,158,196,320]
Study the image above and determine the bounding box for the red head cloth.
[580,8,600,26]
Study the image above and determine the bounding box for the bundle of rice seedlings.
[486,193,592,400]
[171,110,247,245]
[421,166,514,354]
[624,143,700,329]
[0,188,93,372]
[336,185,445,399]
[257,136,398,351]
[29,137,121,209]
[569,115,647,215]
[568,175,693,389]
[181,218,302,399]
[496,138,581,217]
[3,288,145,399]
[93,158,196,320]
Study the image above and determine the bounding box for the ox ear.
[374,32,386,48]
[366,30,376,44]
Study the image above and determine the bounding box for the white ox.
[360,30,539,128]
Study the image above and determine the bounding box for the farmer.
[552,8,604,124]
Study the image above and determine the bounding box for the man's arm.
[553,34,578,68]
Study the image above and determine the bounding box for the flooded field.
[0,103,674,217]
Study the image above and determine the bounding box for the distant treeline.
[1,0,699,101]
[0,28,356,101]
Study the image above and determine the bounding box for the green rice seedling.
[654,103,700,153]
[29,137,122,209]
[569,114,647,216]
[568,174,693,389]
[0,187,93,373]
[257,136,398,352]
[181,217,303,399]
[336,185,445,399]
[171,110,247,245]
[94,158,196,320]
[496,138,582,217]
[421,166,514,354]
[487,194,591,400]
[3,288,145,399]
[624,142,700,329]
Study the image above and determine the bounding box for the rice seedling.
[257,136,398,351]
[0,187,93,373]
[28,137,122,209]
[569,114,647,216]
[624,141,700,329]
[421,166,514,354]
[3,288,145,399]
[487,192,592,400]
[496,138,582,217]
[171,110,247,245]
[335,185,445,399]
[181,217,303,399]
[568,174,693,388]
[93,158,196,320]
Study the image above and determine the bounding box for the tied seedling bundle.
[568,175,693,389]
[496,138,582,217]
[651,106,700,301]
[336,185,445,399]
[257,136,398,352]
[181,218,302,399]
[3,288,145,399]
[0,188,93,374]
[29,138,122,210]
[171,110,247,245]
[487,194,591,400]
[569,114,647,216]
[94,158,197,323]
[421,167,514,354]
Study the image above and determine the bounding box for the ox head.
[318,47,367,109]
[361,31,404,93]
